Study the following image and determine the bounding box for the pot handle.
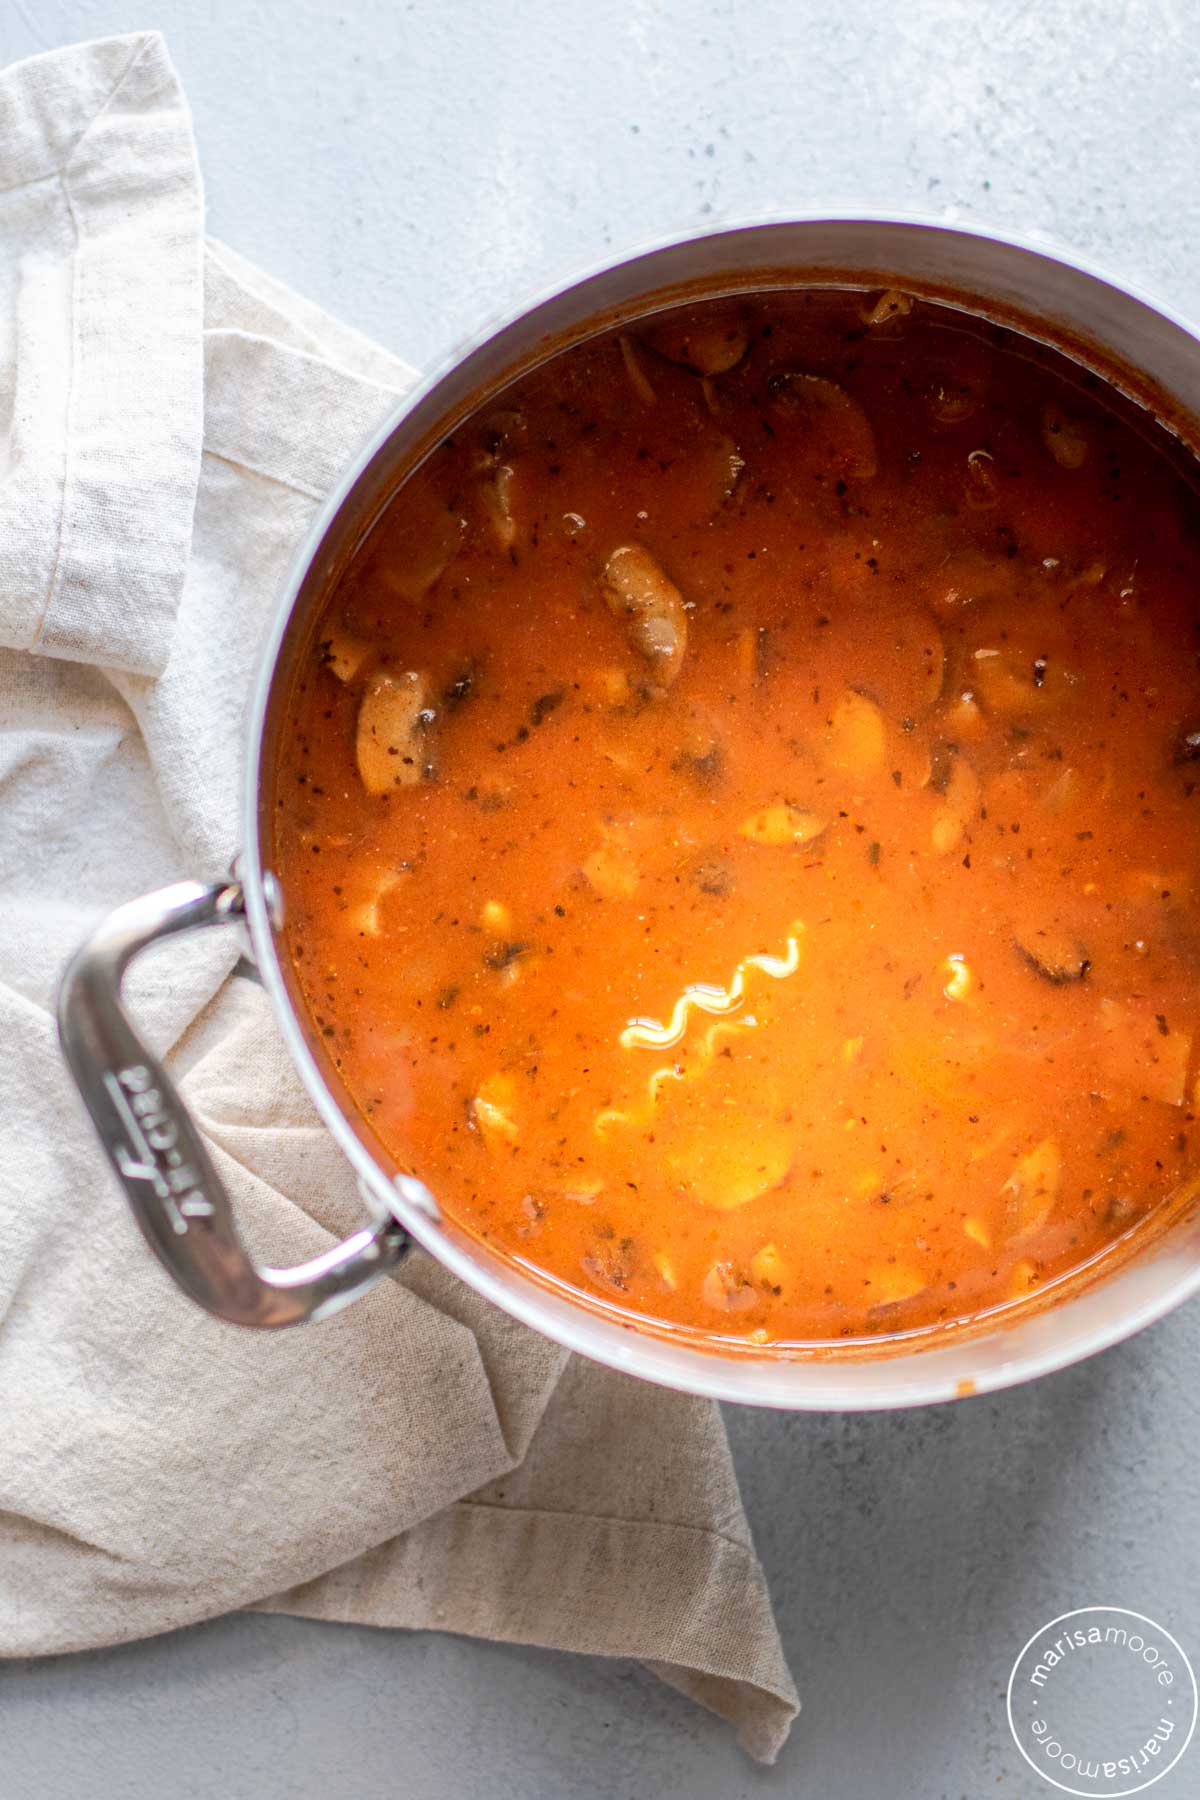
[57,878,410,1328]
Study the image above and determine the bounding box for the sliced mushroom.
[356,670,435,794]
[601,544,688,689]
[480,461,517,549]
[582,1235,637,1290]
[738,804,828,846]
[1014,929,1091,985]
[767,372,877,479]
[1041,402,1089,469]
[643,307,750,376]
[701,1260,760,1313]
[928,377,980,425]
[964,448,999,509]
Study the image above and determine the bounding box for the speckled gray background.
[3,2,1200,1795]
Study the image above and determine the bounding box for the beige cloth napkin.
[0,32,798,1761]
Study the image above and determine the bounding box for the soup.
[275,288,1200,1348]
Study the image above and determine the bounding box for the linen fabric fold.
[0,32,798,1762]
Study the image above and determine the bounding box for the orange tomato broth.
[275,287,1200,1348]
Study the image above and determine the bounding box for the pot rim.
[240,209,1200,1408]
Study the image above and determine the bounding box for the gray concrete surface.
[3,2,1200,1795]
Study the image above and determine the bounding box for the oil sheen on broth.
[277,289,1200,1347]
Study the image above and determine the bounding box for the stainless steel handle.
[57,878,409,1327]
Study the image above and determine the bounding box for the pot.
[58,214,1200,1408]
